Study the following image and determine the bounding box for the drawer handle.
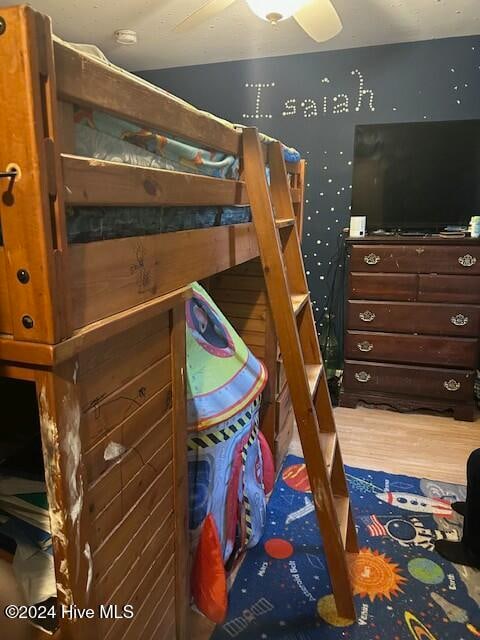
[355,371,371,383]
[450,313,469,327]
[357,341,373,352]
[444,379,461,392]
[364,253,381,265]
[359,310,376,322]
[458,254,477,267]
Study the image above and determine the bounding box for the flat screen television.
[351,120,480,233]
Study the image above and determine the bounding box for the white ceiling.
[1,0,479,70]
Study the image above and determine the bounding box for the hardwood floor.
[289,406,480,485]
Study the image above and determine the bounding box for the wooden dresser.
[340,237,480,421]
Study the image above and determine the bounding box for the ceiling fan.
[175,0,342,43]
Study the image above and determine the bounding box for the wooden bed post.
[0,5,71,343]
[36,360,98,640]
[171,303,189,640]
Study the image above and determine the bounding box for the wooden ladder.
[243,128,359,620]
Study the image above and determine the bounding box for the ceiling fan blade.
[294,0,342,42]
[175,0,237,32]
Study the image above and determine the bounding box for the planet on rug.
[348,547,407,601]
[317,594,355,627]
[264,537,294,559]
[282,463,311,493]
[408,558,445,585]
[404,611,438,639]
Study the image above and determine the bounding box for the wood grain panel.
[344,360,475,401]
[216,302,268,322]
[145,598,176,640]
[418,274,480,304]
[350,273,418,301]
[210,288,268,305]
[104,558,175,640]
[84,384,172,483]
[54,40,241,155]
[88,420,172,519]
[347,300,480,337]
[96,506,174,603]
[78,320,170,412]
[213,274,266,292]
[346,331,478,368]
[63,154,248,206]
[91,438,173,542]
[82,355,171,449]
[93,484,173,576]
[0,249,12,335]
[70,224,259,328]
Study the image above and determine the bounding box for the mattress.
[0,98,300,244]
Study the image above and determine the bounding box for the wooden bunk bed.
[0,6,306,639]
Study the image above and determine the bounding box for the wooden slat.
[213,273,266,292]
[228,316,266,333]
[334,495,350,548]
[276,218,296,228]
[93,482,173,577]
[171,303,189,640]
[290,188,302,203]
[96,502,174,601]
[56,286,189,364]
[92,447,173,547]
[62,154,248,207]
[0,249,12,335]
[89,425,172,519]
[291,292,309,315]
[84,384,172,483]
[54,40,241,156]
[239,330,266,348]
[82,355,171,449]
[69,224,258,328]
[210,287,267,305]
[214,301,267,321]
[104,557,175,640]
[78,316,170,404]
[306,364,323,398]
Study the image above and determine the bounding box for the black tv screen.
[351,120,480,233]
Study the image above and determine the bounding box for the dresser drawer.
[349,244,480,274]
[343,360,475,401]
[350,273,417,301]
[418,275,480,304]
[349,245,420,272]
[418,246,480,275]
[347,301,480,337]
[345,331,478,368]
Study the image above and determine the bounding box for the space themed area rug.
[213,455,480,640]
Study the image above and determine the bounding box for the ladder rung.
[319,432,337,476]
[276,217,295,228]
[334,495,350,549]
[305,364,322,397]
[291,292,309,315]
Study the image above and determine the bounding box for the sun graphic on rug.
[348,547,407,602]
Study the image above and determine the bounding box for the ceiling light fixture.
[245,0,308,24]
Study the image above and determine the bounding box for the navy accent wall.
[138,37,480,332]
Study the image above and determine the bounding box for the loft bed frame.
[0,6,305,640]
